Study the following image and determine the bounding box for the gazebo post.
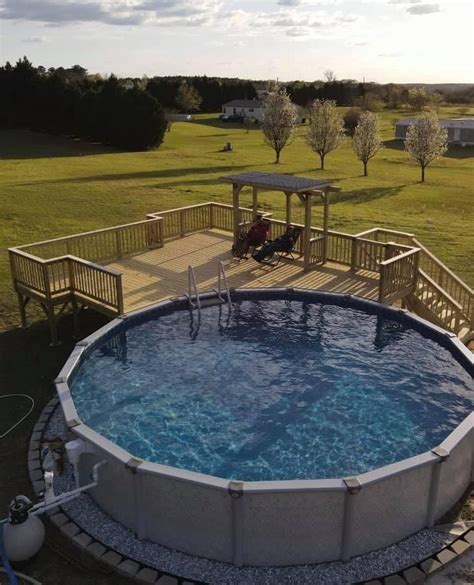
[322,188,330,264]
[232,183,243,243]
[303,194,312,272]
[252,187,258,218]
[285,192,292,227]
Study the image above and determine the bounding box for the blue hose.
[0,523,18,585]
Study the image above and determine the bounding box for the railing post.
[116,274,124,314]
[179,210,185,238]
[116,229,123,259]
[68,257,75,295]
[209,203,214,229]
[412,249,420,292]
[350,237,358,272]
[42,263,52,300]
[378,264,386,304]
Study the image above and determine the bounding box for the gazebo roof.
[221,172,338,193]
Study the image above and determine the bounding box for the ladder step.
[199,298,226,308]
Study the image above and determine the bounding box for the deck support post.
[72,297,80,339]
[232,183,243,244]
[322,189,330,264]
[17,292,28,328]
[303,193,312,272]
[41,303,60,347]
[285,192,292,227]
[252,187,258,219]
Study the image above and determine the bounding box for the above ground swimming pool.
[70,295,472,482]
[57,289,474,566]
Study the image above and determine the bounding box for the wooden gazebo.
[221,172,341,271]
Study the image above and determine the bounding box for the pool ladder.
[187,261,232,313]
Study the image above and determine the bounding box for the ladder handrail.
[217,261,232,306]
[187,265,201,311]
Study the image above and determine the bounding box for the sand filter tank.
[2,496,45,562]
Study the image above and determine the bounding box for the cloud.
[388,0,422,3]
[22,36,46,43]
[1,0,221,27]
[378,52,401,57]
[278,0,302,5]
[406,3,440,13]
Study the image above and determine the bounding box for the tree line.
[0,58,168,150]
[0,58,469,152]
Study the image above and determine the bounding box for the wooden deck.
[103,230,380,313]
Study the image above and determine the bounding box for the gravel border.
[25,401,473,585]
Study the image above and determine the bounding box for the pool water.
[71,300,473,481]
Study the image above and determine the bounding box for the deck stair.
[405,262,472,343]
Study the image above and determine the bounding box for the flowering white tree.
[405,113,448,182]
[352,111,383,176]
[262,88,298,164]
[306,100,344,170]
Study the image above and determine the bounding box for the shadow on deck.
[104,230,380,312]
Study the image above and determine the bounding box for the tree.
[306,99,344,170]
[404,113,448,182]
[343,108,362,136]
[262,88,298,163]
[407,87,430,112]
[352,111,383,176]
[354,92,384,112]
[324,70,336,83]
[175,82,202,113]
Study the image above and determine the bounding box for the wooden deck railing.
[9,249,49,295]
[378,248,420,305]
[356,228,472,326]
[9,202,472,339]
[412,271,465,333]
[19,218,163,263]
[70,257,123,314]
[412,238,472,324]
[9,249,123,315]
[309,236,326,266]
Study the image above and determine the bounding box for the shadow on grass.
[0,129,121,160]
[320,184,411,205]
[12,163,262,187]
[383,139,405,151]
[383,138,474,160]
[443,145,474,159]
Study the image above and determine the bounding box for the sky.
[0,0,473,83]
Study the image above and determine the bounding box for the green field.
[1,107,473,329]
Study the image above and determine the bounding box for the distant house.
[395,118,474,146]
[222,99,265,121]
[222,99,304,123]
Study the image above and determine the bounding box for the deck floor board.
[103,230,380,312]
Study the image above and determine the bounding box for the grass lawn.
[0,106,472,582]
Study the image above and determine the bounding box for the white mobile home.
[222,99,304,123]
[395,118,474,146]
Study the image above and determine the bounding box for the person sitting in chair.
[231,215,270,258]
[252,226,296,263]
[246,215,270,249]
